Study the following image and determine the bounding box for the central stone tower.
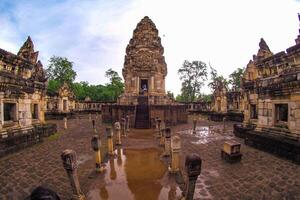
[102,16,187,129]
[119,16,170,105]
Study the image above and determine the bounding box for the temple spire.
[295,13,300,44]
[17,36,39,63]
[254,38,273,62]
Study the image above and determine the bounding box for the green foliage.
[198,94,212,102]
[46,56,77,85]
[71,69,124,101]
[167,90,175,100]
[105,68,124,100]
[208,66,228,91]
[47,79,60,93]
[229,67,245,89]
[175,94,184,102]
[178,60,208,102]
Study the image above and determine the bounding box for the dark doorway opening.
[140,79,148,94]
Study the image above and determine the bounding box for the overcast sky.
[1,0,300,95]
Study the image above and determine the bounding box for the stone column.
[151,76,154,92]
[61,149,86,200]
[164,127,171,156]
[106,128,114,155]
[160,128,165,146]
[184,153,202,200]
[126,115,130,133]
[121,118,126,136]
[64,117,68,129]
[157,119,162,138]
[169,136,181,173]
[40,96,46,124]
[114,121,121,145]
[91,135,104,173]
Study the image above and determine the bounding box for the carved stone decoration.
[17,36,39,64]
[31,60,47,82]
[121,16,168,99]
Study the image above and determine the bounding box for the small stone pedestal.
[221,141,242,163]
[106,128,114,155]
[164,128,171,156]
[91,135,104,173]
[114,122,122,145]
[64,117,68,129]
[169,136,181,173]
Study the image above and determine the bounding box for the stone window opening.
[31,104,39,119]
[250,104,258,119]
[275,104,288,124]
[4,103,17,122]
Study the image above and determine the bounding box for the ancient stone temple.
[102,16,187,128]
[234,15,300,163]
[0,37,56,157]
[45,82,76,119]
[119,16,170,105]
[210,81,244,122]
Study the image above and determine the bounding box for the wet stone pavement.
[1,115,300,200]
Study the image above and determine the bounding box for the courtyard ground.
[1,115,300,200]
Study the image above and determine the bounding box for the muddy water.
[87,147,178,200]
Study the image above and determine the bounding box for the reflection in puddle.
[178,126,234,144]
[88,148,178,200]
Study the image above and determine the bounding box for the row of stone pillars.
[60,116,131,200]
[155,117,202,200]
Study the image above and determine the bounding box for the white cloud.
[0,0,300,95]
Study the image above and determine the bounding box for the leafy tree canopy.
[167,90,175,100]
[178,60,208,102]
[46,56,77,85]
[229,67,245,89]
[208,66,228,91]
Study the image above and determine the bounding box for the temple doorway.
[140,79,148,94]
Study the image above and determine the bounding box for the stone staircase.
[135,96,150,129]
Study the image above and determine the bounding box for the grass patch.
[48,132,62,141]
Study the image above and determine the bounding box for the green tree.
[178,60,208,102]
[198,93,212,102]
[229,67,245,89]
[46,56,77,85]
[105,68,124,101]
[47,79,61,93]
[208,66,228,91]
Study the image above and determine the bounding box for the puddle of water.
[178,126,234,144]
[87,148,178,200]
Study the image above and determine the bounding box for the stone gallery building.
[45,82,76,119]
[210,81,244,122]
[234,17,300,162]
[0,37,56,157]
[102,16,187,128]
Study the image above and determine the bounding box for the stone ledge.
[0,123,57,158]
[234,124,300,164]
